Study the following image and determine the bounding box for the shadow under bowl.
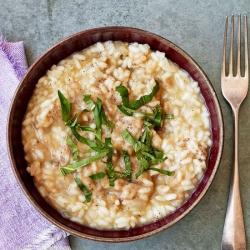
[7,26,223,242]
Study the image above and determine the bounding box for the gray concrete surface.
[1,0,250,249]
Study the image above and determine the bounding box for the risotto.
[22,41,211,230]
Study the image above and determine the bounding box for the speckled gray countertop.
[1,0,250,249]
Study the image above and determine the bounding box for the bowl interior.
[7,27,223,242]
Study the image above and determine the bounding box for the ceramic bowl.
[7,26,223,242]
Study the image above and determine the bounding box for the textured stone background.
[1,0,250,249]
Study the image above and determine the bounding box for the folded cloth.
[0,37,71,250]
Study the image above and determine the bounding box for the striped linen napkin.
[0,37,71,250]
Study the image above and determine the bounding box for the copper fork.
[221,15,248,250]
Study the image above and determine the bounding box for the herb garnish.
[58,91,114,176]
[66,135,78,161]
[116,79,159,114]
[74,177,91,203]
[58,90,72,122]
[115,80,173,128]
[89,172,106,180]
[122,150,132,182]
[60,149,110,176]
[58,80,174,186]
[122,126,174,178]
[83,95,115,135]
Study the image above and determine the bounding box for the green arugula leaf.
[121,128,173,179]
[105,137,117,154]
[100,107,115,131]
[163,113,174,119]
[82,148,98,154]
[141,126,153,147]
[142,116,155,129]
[121,129,140,152]
[142,151,167,164]
[76,125,95,132]
[58,90,72,122]
[153,148,164,159]
[106,150,115,186]
[129,79,159,109]
[117,105,133,116]
[116,79,159,111]
[66,135,78,160]
[148,167,174,176]
[107,167,116,186]
[89,172,106,180]
[65,114,77,127]
[135,158,150,179]
[71,127,97,148]
[82,109,90,112]
[93,98,102,141]
[60,149,110,176]
[122,150,132,182]
[83,94,95,110]
[74,177,91,202]
[136,141,151,152]
[116,79,159,116]
[117,105,156,117]
[154,105,163,128]
[115,86,130,107]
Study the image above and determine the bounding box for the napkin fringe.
[0,36,26,80]
[22,224,70,250]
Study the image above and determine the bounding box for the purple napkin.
[0,37,71,250]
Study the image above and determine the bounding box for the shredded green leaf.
[65,114,77,127]
[76,125,95,132]
[121,129,140,152]
[122,150,132,182]
[89,172,106,180]
[148,167,174,176]
[58,86,174,185]
[84,95,114,139]
[117,105,133,116]
[142,151,167,164]
[74,177,91,202]
[153,148,164,159]
[66,135,78,160]
[117,105,156,117]
[71,127,97,148]
[129,79,159,109]
[121,128,172,179]
[58,90,72,122]
[83,94,95,110]
[106,150,115,186]
[81,148,97,154]
[135,158,150,179]
[115,86,130,107]
[141,126,153,147]
[163,113,174,119]
[154,105,163,127]
[93,98,102,140]
[60,149,110,176]
[116,79,159,111]
[100,107,115,131]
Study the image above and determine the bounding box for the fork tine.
[222,16,228,76]
[244,15,248,78]
[237,15,241,76]
[229,15,234,76]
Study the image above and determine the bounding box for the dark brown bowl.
[7,26,223,242]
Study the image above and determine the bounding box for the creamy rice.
[22,41,211,230]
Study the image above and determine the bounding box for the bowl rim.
[7,26,224,242]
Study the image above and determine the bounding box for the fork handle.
[221,109,246,250]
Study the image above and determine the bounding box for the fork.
[221,15,248,250]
